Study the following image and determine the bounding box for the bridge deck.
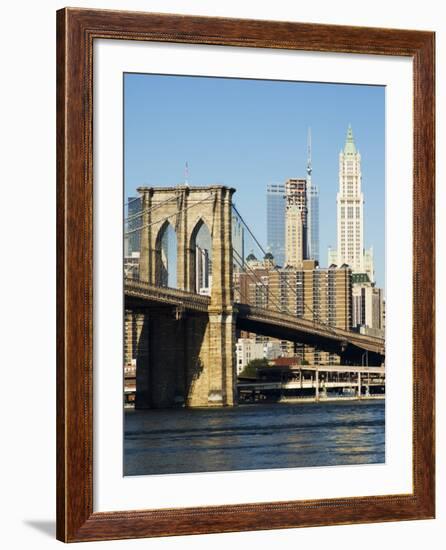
[124,279,385,356]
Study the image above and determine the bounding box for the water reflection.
[124,401,385,476]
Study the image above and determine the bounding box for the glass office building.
[127,196,142,254]
[307,181,320,263]
[266,183,286,266]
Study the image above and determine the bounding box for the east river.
[124,400,384,476]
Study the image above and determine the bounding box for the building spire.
[306,127,312,178]
[344,124,357,155]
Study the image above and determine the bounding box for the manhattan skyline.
[124,73,385,288]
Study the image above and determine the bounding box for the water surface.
[124,400,385,476]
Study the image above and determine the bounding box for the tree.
[239,357,269,379]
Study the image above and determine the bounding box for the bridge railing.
[124,278,384,354]
[124,277,211,311]
[235,302,385,352]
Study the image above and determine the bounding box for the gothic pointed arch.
[188,217,212,294]
[155,220,177,288]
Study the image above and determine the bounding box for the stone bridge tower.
[134,185,236,408]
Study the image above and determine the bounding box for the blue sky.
[124,73,385,289]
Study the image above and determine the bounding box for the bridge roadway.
[124,278,385,358]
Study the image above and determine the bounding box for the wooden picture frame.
[56,7,435,542]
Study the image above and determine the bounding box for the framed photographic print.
[56,7,435,542]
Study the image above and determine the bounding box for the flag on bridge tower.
[184,161,189,186]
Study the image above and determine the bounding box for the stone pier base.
[130,307,237,409]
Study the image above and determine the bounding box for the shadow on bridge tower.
[133,185,236,408]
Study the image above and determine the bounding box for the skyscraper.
[266,183,286,266]
[127,196,142,254]
[328,125,374,282]
[195,246,212,295]
[305,129,320,262]
[285,205,304,268]
[285,178,307,268]
[352,273,384,338]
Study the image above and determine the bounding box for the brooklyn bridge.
[125,185,385,408]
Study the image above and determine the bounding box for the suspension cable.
[233,250,314,323]
[232,204,337,334]
[125,192,215,236]
[232,249,284,314]
[125,195,178,223]
[124,196,141,208]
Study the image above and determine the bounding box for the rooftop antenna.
[184,161,189,186]
[306,127,312,180]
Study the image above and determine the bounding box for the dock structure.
[237,365,385,403]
